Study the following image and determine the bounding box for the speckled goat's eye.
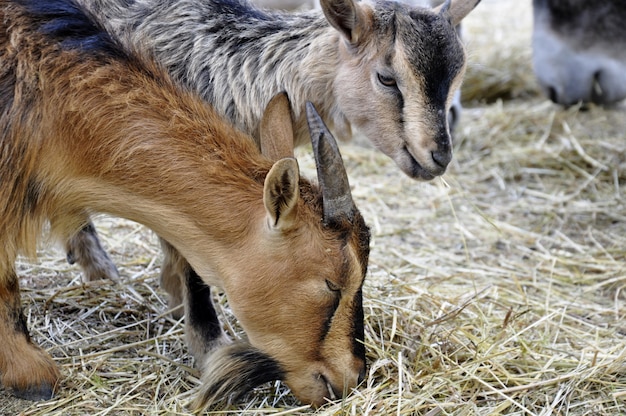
[377,73,397,88]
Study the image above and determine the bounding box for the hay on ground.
[1,0,625,414]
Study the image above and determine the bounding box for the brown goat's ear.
[263,158,300,229]
[259,92,295,162]
[434,0,481,26]
[320,0,370,45]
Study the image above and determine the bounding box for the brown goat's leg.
[65,216,119,282]
[160,239,230,363]
[0,267,60,400]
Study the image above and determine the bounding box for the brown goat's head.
[324,0,480,180]
[193,95,370,410]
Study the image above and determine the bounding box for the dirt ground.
[1,0,625,415]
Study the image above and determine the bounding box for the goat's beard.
[191,342,285,411]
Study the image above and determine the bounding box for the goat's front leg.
[159,239,230,364]
[159,239,186,319]
[183,267,231,364]
[0,265,60,400]
[64,212,119,282]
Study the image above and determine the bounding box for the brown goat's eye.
[325,279,341,293]
[377,73,397,88]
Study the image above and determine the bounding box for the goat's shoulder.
[10,0,129,61]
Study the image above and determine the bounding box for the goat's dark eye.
[325,279,341,293]
[377,73,397,88]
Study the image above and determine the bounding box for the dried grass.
[2,0,625,414]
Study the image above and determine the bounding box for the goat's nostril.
[432,149,451,169]
[591,71,604,103]
[320,374,337,400]
[357,366,366,385]
[547,85,559,104]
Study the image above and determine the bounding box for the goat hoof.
[11,383,54,401]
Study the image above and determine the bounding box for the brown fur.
[0,271,60,398]
[0,0,369,407]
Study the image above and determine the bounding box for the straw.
[2,0,625,414]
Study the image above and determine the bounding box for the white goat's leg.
[183,267,231,365]
[160,239,230,364]
[65,214,119,282]
[159,238,186,319]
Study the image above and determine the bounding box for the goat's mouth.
[400,146,443,181]
[318,373,340,403]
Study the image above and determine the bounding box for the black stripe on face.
[320,291,341,343]
[350,214,368,360]
[383,21,406,125]
[387,66,405,126]
[318,212,370,346]
[318,248,367,347]
[400,12,465,111]
[319,263,344,343]
[314,212,369,383]
[317,277,366,367]
[351,288,365,360]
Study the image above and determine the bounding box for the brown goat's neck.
[5,29,272,285]
[59,64,271,274]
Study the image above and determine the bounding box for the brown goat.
[0,0,370,409]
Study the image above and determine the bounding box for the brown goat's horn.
[306,101,355,223]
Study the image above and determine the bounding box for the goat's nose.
[432,148,452,169]
[545,82,584,106]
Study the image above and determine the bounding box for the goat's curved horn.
[306,101,355,223]
[435,0,481,26]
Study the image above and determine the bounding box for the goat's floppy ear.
[434,0,481,26]
[320,0,370,45]
[260,92,295,161]
[263,158,300,229]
